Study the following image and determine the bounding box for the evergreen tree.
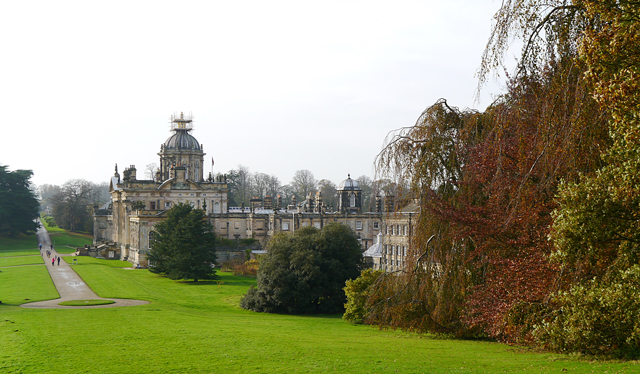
[0,165,39,236]
[148,202,217,281]
[241,222,363,314]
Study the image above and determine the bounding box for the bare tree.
[265,174,281,200]
[355,175,373,212]
[317,179,337,211]
[145,163,159,181]
[237,165,252,206]
[51,179,95,232]
[291,170,316,202]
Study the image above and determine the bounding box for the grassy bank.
[0,238,637,373]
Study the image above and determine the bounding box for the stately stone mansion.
[92,113,418,271]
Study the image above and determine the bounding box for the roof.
[337,174,361,191]
[163,129,201,151]
[363,233,383,258]
[110,176,122,191]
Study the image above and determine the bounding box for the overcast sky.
[1,0,509,188]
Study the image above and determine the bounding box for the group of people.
[39,243,60,265]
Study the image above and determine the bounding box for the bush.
[42,215,57,228]
[535,265,640,358]
[343,269,385,324]
[241,223,363,314]
[233,259,259,277]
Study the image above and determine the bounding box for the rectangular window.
[355,220,363,230]
[150,201,156,210]
[282,222,289,231]
[373,222,379,229]
[165,202,171,209]
[234,221,240,229]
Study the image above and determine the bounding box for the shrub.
[535,265,640,358]
[42,215,57,228]
[343,269,385,324]
[233,259,259,277]
[241,223,363,314]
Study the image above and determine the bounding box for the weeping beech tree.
[364,0,615,344]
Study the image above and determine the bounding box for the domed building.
[93,113,229,267]
[337,174,362,214]
[93,113,415,273]
[158,113,205,182]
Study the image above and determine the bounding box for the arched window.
[349,193,356,207]
[148,231,157,249]
[214,201,221,213]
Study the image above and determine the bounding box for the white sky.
[1,0,508,188]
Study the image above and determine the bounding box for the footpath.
[21,222,148,309]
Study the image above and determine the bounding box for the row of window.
[385,224,408,236]
[383,244,407,256]
[143,200,223,213]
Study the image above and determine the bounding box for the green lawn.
[48,232,93,249]
[0,265,59,305]
[0,237,638,373]
[0,256,44,267]
[0,236,39,252]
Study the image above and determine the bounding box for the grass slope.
[48,232,93,250]
[0,236,39,252]
[0,256,44,267]
[0,237,637,373]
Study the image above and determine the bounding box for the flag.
[211,157,214,166]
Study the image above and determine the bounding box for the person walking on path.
[52,257,55,266]
[57,257,60,266]
[39,243,42,251]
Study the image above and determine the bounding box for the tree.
[343,268,384,324]
[367,12,609,341]
[355,175,373,212]
[290,169,316,202]
[543,1,640,357]
[240,222,363,314]
[51,179,96,232]
[0,165,39,236]
[38,184,62,211]
[225,168,241,206]
[317,179,337,211]
[237,165,252,206]
[145,163,159,181]
[264,174,281,200]
[148,202,217,282]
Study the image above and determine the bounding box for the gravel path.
[20,221,149,309]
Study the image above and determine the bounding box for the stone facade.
[93,113,418,270]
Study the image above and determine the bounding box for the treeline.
[353,0,640,358]
[0,165,39,236]
[224,166,380,211]
[39,180,110,233]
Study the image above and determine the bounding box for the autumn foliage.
[357,0,640,357]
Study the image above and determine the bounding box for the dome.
[163,129,201,150]
[338,174,361,191]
